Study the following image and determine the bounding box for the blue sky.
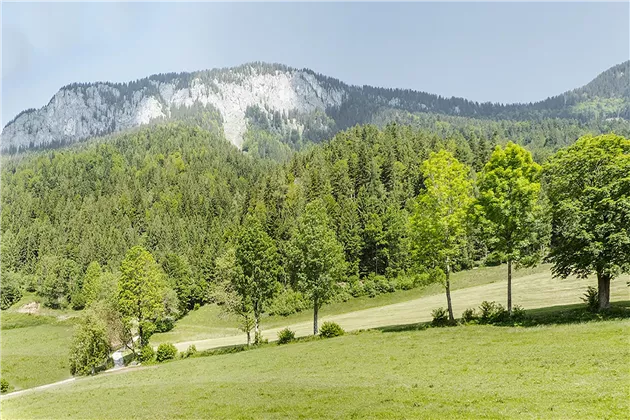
[2,2,629,127]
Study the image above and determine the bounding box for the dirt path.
[173,272,629,351]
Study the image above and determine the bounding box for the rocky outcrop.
[1,65,346,152]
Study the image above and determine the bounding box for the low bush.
[1,378,9,394]
[431,307,449,327]
[156,343,178,362]
[277,327,295,344]
[254,332,268,345]
[154,317,175,333]
[461,308,477,324]
[139,345,155,363]
[581,286,599,312]
[0,273,23,310]
[511,305,527,322]
[319,321,345,338]
[181,345,197,359]
[393,275,415,291]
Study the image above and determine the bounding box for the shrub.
[0,273,23,310]
[254,332,268,345]
[277,328,295,344]
[154,317,174,333]
[511,305,527,322]
[431,307,449,327]
[156,343,178,362]
[319,321,345,338]
[461,308,477,324]
[394,275,415,291]
[193,303,200,311]
[489,303,508,324]
[581,286,599,312]
[139,345,155,363]
[268,289,309,316]
[478,301,510,324]
[181,345,197,359]
[1,378,9,394]
[478,301,497,324]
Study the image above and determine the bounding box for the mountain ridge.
[2,60,629,153]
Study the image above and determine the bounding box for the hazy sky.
[2,2,629,127]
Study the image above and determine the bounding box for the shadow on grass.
[374,300,630,333]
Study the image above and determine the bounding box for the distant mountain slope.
[2,61,629,153]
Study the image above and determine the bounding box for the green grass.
[1,313,76,391]
[3,319,628,419]
[152,263,549,345]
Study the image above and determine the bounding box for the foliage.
[477,301,508,325]
[0,272,23,310]
[81,262,103,308]
[461,308,477,324]
[431,307,450,327]
[69,309,111,375]
[409,150,474,321]
[235,215,281,334]
[181,345,197,359]
[118,246,171,348]
[476,142,547,311]
[1,378,9,394]
[139,345,156,363]
[277,328,295,344]
[318,321,345,338]
[156,343,178,362]
[214,248,255,345]
[544,134,630,309]
[288,200,346,334]
[268,288,309,316]
[581,286,600,313]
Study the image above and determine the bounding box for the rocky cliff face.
[1,65,347,152]
[4,61,628,153]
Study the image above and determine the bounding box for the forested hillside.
[0,122,511,314]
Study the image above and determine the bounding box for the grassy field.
[156,265,629,351]
[152,264,551,345]
[0,313,75,391]
[2,319,628,419]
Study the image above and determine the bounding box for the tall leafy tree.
[235,215,280,342]
[410,150,474,322]
[544,134,630,310]
[118,246,169,349]
[288,200,346,334]
[214,248,255,346]
[82,261,103,308]
[476,142,546,313]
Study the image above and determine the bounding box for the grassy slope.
[3,320,628,419]
[1,313,76,391]
[152,264,551,345]
[154,264,629,351]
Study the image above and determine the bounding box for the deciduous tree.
[410,150,474,322]
[288,200,346,334]
[544,134,630,310]
[476,142,547,313]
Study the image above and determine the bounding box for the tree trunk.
[313,298,319,335]
[138,324,144,348]
[445,264,454,323]
[254,314,260,344]
[597,272,611,310]
[246,330,251,346]
[507,259,512,315]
